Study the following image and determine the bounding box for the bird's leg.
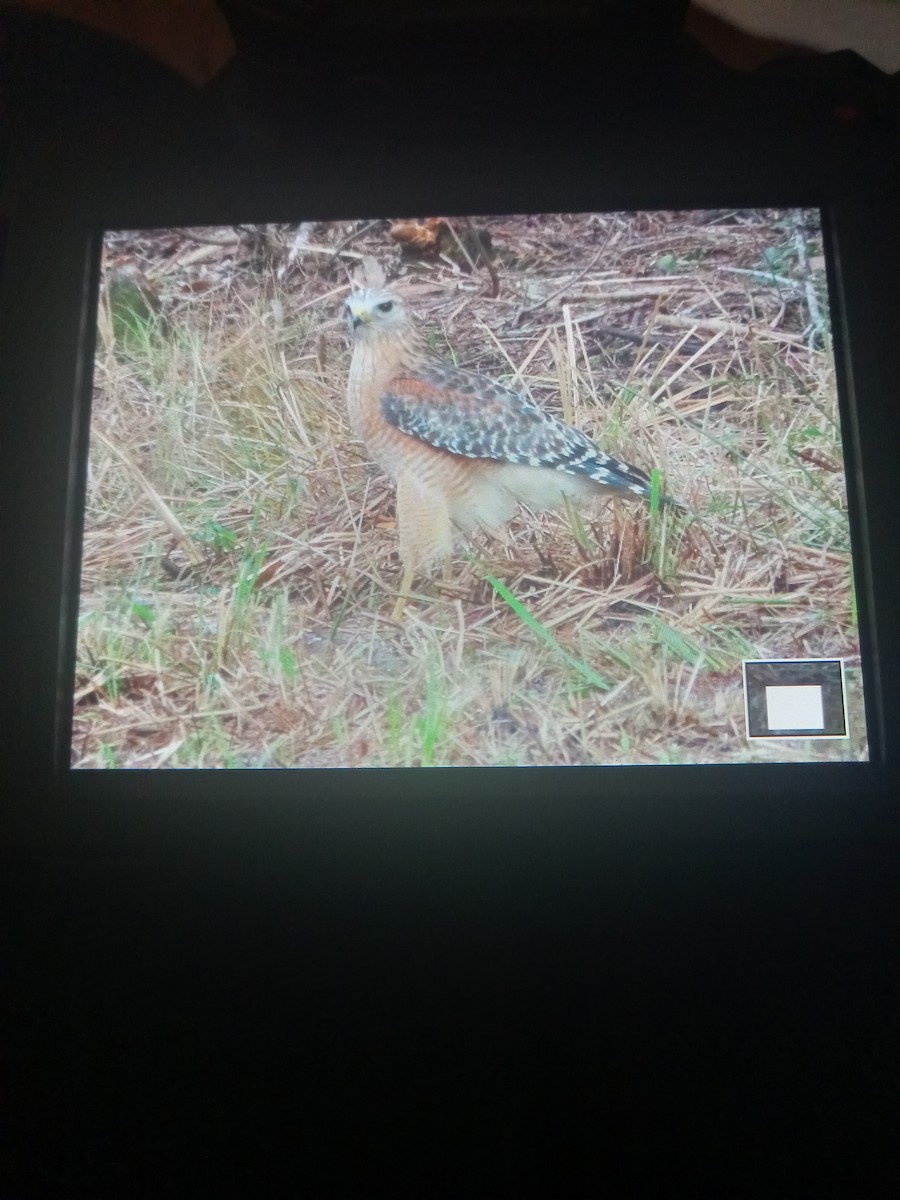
[392,565,416,622]
[441,556,453,584]
[393,473,453,617]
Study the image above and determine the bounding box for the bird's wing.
[381,361,653,497]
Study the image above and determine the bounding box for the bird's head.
[345,287,411,341]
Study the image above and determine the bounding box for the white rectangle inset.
[765,684,824,731]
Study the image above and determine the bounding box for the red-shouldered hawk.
[345,284,661,619]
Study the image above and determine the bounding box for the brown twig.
[463,217,501,299]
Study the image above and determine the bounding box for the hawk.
[345,284,661,618]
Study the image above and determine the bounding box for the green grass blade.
[649,468,662,516]
[649,616,731,671]
[485,573,611,691]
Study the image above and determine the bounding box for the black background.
[1,3,899,1195]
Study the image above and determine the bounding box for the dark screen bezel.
[1,125,898,854]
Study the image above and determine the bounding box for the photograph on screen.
[70,210,868,768]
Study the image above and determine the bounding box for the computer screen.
[70,208,868,768]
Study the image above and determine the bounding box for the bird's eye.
[376,300,394,313]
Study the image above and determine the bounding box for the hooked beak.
[347,305,369,331]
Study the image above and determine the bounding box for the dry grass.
[72,210,867,768]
